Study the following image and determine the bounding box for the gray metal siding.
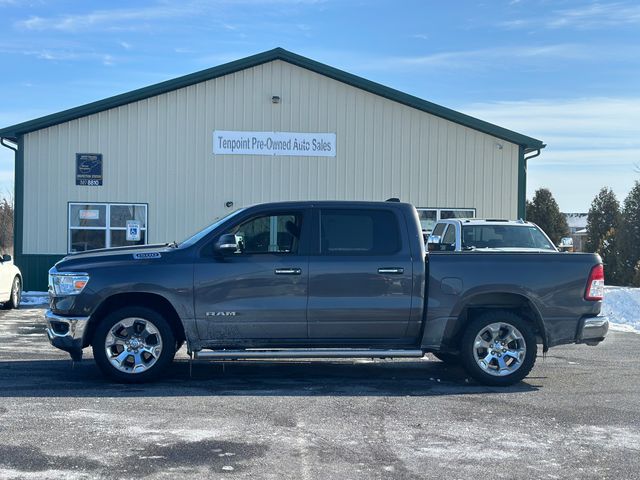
[22,60,518,254]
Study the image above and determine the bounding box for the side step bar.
[194,349,424,360]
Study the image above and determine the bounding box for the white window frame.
[68,202,148,253]
[417,207,476,232]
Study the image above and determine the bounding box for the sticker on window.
[126,221,142,241]
[79,209,100,220]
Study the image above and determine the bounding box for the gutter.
[517,144,546,220]
[524,146,544,161]
[1,137,18,153]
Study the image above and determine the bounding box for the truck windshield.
[177,208,246,249]
[461,225,555,250]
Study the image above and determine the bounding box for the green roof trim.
[0,47,544,150]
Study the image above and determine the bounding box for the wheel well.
[85,293,186,347]
[448,293,547,352]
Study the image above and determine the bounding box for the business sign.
[126,221,141,241]
[76,153,103,186]
[213,131,336,157]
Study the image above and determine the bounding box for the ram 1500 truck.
[46,201,609,386]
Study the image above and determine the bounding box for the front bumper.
[45,310,90,359]
[577,315,609,346]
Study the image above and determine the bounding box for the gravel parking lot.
[1,306,639,479]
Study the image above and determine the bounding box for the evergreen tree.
[585,187,620,253]
[526,188,569,245]
[599,227,622,285]
[0,196,14,254]
[617,181,640,285]
[633,260,640,288]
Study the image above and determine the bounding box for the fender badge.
[206,312,237,316]
[133,252,161,260]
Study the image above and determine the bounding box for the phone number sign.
[76,153,103,186]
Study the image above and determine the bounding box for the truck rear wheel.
[460,311,537,386]
[92,307,176,383]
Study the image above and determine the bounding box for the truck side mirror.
[1,254,11,262]
[427,235,441,252]
[214,234,239,254]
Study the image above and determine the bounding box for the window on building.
[69,203,148,253]
[440,209,476,220]
[319,209,401,255]
[417,208,476,233]
[417,209,437,232]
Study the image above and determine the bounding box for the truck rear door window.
[319,209,401,255]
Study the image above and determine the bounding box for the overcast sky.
[1,0,639,212]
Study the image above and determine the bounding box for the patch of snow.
[603,286,640,333]
[20,291,48,306]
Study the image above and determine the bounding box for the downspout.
[524,148,542,162]
[1,137,17,154]
[518,145,545,220]
[0,136,19,264]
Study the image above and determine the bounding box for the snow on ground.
[15,286,640,332]
[603,286,640,333]
[20,291,48,306]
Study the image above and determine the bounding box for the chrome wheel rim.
[11,279,20,306]
[472,322,526,377]
[105,317,163,374]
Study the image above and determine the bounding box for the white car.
[427,218,558,252]
[0,254,22,309]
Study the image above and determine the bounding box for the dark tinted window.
[320,209,401,255]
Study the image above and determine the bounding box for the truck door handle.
[378,267,404,274]
[275,268,302,275]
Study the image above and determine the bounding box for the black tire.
[460,310,537,386]
[432,352,461,365]
[2,276,21,310]
[92,306,176,383]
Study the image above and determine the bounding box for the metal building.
[0,48,544,290]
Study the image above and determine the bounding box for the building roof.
[0,47,545,151]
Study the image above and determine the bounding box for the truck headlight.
[49,273,90,296]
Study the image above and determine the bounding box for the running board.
[193,348,424,360]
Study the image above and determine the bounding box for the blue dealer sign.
[76,153,103,186]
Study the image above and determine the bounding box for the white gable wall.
[22,59,518,254]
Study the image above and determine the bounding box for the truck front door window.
[231,214,302,254]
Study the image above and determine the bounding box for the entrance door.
[194,210,309,342]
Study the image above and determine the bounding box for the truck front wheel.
[92,307,176,383]
[460,311,537,386]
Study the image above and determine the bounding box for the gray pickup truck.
[46,201,608,386]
